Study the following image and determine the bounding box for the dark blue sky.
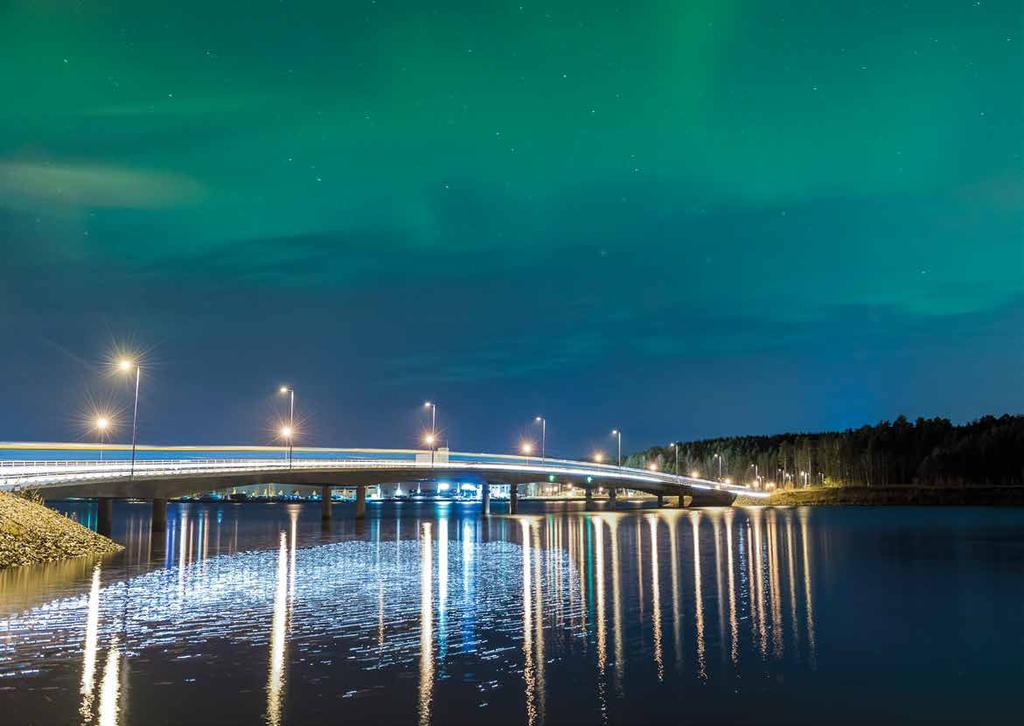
[1,1,1022,456]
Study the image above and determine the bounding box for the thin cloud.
[0,160,202,212]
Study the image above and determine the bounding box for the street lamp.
[534,416,546,460]
[116,358,141,480]
[668,442,680,475]
[423,401,437,442]
[423,432,437,482]
[280,425,294,467]
[611,430,622,467]
[521,441,533,456]
[593,452,605,464]
[94,416,111,461]
[279,386,295,468]
[713,453,723,480]
[423,403,438,484]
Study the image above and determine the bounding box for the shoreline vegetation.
[635,414,1023,496]
[735,485,1024,507]
[0,491,122,569]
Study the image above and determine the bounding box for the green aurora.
[1,1,1021,450]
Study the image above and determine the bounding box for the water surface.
[2,502,1023,724]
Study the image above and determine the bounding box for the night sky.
[2,1,1021,456]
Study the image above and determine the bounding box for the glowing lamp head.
[95,416,110,431]
[279,386,290,395]
[611,429,618,435]
[280,425,293,439]
[593,452,604,463]
[118,359,134,372]
[521,442,533,454]
[424,434,435,446]
[648,464,658,471]
[690,470,700,478]
[424,401,433,408]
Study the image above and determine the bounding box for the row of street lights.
[89,355,638,471]
[87,359,142,477]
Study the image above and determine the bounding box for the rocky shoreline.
[0,491,122,569]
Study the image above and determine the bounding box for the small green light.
[548,474,555,482]
[586,476,592,484]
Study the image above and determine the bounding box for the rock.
[0,492,123,569]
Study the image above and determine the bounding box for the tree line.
[628,415,1024,488]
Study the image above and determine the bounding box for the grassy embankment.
[0,491,122,568]
[735,485,1024,506]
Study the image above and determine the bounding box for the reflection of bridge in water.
[1,442,764,535]
[2,505,820,725]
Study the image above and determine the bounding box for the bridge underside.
[33,466,737,506]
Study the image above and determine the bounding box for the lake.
[2,502,1023,724]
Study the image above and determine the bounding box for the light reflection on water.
[2,503,1024,724]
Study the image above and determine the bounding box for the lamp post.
[95,416,111,462]
[423,402,438,493]
[669,442,679,475]
[279,386,295,468]
[713,453,723,480]
[424,401,437,442]
[117,359,141,480]
[611,430,622,467]
[534,416,546,461]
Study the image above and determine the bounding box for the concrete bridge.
[0,442,763,535]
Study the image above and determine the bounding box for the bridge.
[0,442,764,535]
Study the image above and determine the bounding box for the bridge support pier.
[320,486,332,520]
[585,487,595,511]
[657,494,664,508]
[608,488,618,510]
[151,498,167,532]
[509,483,519,515]
[96,498,113,537]
[677,494,688,508]
[481,483,491,516]
[355,485,366,519]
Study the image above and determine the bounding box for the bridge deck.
[0,443,765,503]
